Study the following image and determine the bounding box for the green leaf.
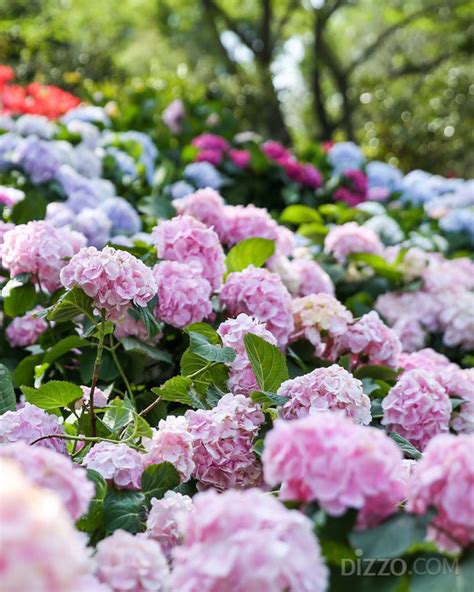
[138,194,176,219]
[389,432,422,460]
[225,237,275,273]
[450,397,465,411]
[103,489,145,534]
[297,222,329,239]
[128,299,161,339]
[102,398,134,432]
[280,204,323,224]
[348,253,403,282]
[205,384,226,408]
[21,380,83,410]
[188,331,236,363]
[250,390,289,409]
[185,322,221,344]
[46,287,94,323]
[77,469,107,532]
[349,512,434,559]
[151,376,206,409]
[43,336,91,365]
[0,364,16,414]
[244,333,288,393]
[181,350,229,396]
[410,552,474,592]
[354,365,399,382]
[12,354,42,387]
[3,282,37,317]
[141,462,181,504]
[121,337,172,363]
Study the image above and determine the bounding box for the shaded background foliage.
[1,0,472,175]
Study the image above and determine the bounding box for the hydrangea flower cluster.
[324,222,384,262]
[6,306,48,347]
[145,491,194,559]
[278,364,372,425]
[82,442,144,489]
[1,220,86,292]
[152,215,225,290]
[290,293,353,358]
[171,488,329,592]
[263,414,406,528]
[60,246,157,320]
[0,461,92,592]
[143,415,195,481]
[335,311,402,369]
[262,140,323,189]
[220,266,294,347]
[268,254,335,297]
[0,442,94,520]
[94,529,170,591]
[152,260,212,329]
[0,403,67,454]
[185,393,264,491]
[217,313,278,395]
[334,169,368,206]
[406,433,474,552]
[382,369,451,450]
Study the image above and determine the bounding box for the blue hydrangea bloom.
[14,137,60,184]
[184,162,224,189]
[61,106,111,127]
[0,133,21,171]
[101,196,142,235]
[169,181,194,200]
[106,147,138,181]
[66,189,99,213]
[439,208,474,243]
[74,207,112,248]
[328,142,365,174]
[366,161,403,193]
[15,115,57,139]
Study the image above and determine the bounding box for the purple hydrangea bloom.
[184,162,224,189]
[14,137,61,184]
[101,196,142,235]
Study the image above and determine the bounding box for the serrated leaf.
[188,331,236,363]
[151,376,206,409]
[47,287,94,323]
[141,462,181,505]
[121,337,172,363]
[389,432,422,460]
[21,380,83,410]
[102,398,134,432]
[205,384,226,408]
[185,322,221,344]
[0,364,16,414]
[244,333,288,393]
[181,350,229,396]
[128,299,161,339]
[250,390,289,409]
[225,238,275,273]
[43,336,91,365]
[103,489,145,534]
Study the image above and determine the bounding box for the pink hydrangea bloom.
[0,461,92,592]
[220,266,294,347]
[302,163,323,189]
[0,186,24,207]
[263,414,406,528]
[217,313,278,395]
[0,221,14,244]
[60,246,157,321]
[6,306,48,347]
[262,140,291,162]
[172,187,226,236]
[422,256,474,294]
[449,369,474,434]
[335,311,402,369]
[278,364,372,425]
[77,574,112,592]
[324,222,384,262]
[438,291,474,350]
[290,294,353,359]
[95,530,170,592]
[152,261,212,329]
[162,99,185,134]
[192,133,229,152]
[1,220,86,292]
[82,442,144,490]
[186,393,264,491]
[398,348,454,375]
[376,291,441,334]
[171,488,328,592]
[219,204,279,247]
[406,433,474,552]
[143,415,195,481]
[382,369,451,450]
[145,491,194,559]
[0,441,94,521]
[195,149,223,166]
[76,385,109,410]
[228,148,251,169]
[334,169,368,207]
[268,255,335,298]
[151,215,225,290]
[0,402,67,454]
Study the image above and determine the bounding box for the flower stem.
[89,310,107,437]
[109,334,135,403]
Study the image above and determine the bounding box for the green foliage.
[225,238,275,273]
[0,363,16,414]
[21,380,83,410]
[244,333,289,393]
[141,462,181,505]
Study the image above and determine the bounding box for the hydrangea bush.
[0,75,473,591]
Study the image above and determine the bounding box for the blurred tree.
[1,0,472,174]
